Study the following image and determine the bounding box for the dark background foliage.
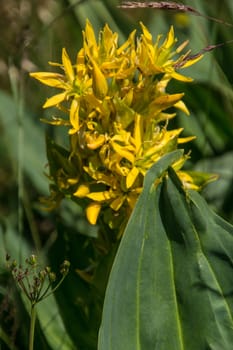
[0,1,233,349]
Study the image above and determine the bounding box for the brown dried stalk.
[118,1,233,27]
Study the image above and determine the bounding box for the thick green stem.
[29,303,36,350]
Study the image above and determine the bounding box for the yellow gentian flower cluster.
[30,20,206,229]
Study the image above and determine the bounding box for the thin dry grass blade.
[118,1,233,27]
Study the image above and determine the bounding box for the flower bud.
[49,272,56,282]
[26,254,37,266]
[60,260,70,275]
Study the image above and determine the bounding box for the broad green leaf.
[98,150,185,350]
[98,151,233,350]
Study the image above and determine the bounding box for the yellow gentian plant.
[30,20,211,232]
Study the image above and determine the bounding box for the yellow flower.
[30,47,93,134]
[31,20,211,228]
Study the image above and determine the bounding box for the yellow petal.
[180,54,203,68]
[86,191,112,202]
[174,100,190,115]
[153,93,184,109]
[73,184,90,197]
[171,71,193,82]
[43,91,67,108]
[68,178,79,185]
[126,167,139,189]
[86,134,105,150]
[92,60,108,98]
[101,23,118,57]
[178,171,199,190]
[69,99,80,133]
[178,135,196,144]
[122,89,133,106]
[111,142,135,164]
[62,48,74,82]
[86,202,101,225]
[164,26,175,49]
[133,113,143,153]
[83,166,115,187]
[30,72,65,88]
[172,154,189,171]
[140,22,152,42]
[117,29,136,54]
[76,48,85,77]
[84,19,97,50]
[181,170,218,189]
[110,195,125,211]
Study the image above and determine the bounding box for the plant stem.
[29,303,36,350]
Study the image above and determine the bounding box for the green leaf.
[98,151,233,350]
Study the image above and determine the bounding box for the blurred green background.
[0,1,233,349]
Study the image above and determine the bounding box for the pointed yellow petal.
[164,26,175,49]
[92,60,108,98]
[86,191,112,201]
[43,91,67,108]
[111,142,135,164]
[101,23,118,57]
[83,166,115,187]
[140,22,152,42]
[68,178,79,185]
[117,29,136,54]
[69,99,80,133]
[76,48,86,79]
[172,154,189,171]
[180,170,218,189]
[178,171,199,190]
[122,89,133,106]
[178,136,196,144]
[171,71,193,82]
[174,100,190,115]
[110,195,125,211]
[86,134,106,150]
[153,93,184,109]
[126,167,139,189]
[133,113,143,153]
[62,48,74,82]
[30,72,65,88]
[86,202,101,225]
[84,19,97,49]
[181,54,203,68]
[73,184,90,198]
